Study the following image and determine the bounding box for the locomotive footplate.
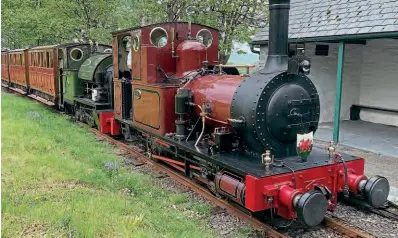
[74,97,112,111]
[170,140,360,178]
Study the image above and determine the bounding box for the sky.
[233,42,256,54]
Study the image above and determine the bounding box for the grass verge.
[1,92,216,237]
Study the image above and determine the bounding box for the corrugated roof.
[252,0,398,44]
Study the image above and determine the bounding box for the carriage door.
[53,48,61,106]
[58,49,66,106]
[121,33,133,120]
[113,35,122,119]
[129,30,141,121]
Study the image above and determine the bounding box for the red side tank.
[184,74,244,125]
[175,40,207,78]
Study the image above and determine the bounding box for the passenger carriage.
[8,49,29,94]
[27,45,59,105]
[1,50,10,87]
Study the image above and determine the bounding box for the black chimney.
[261,0,290,74]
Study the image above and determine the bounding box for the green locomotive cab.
[74,53,113,126]
[56,43,113,126]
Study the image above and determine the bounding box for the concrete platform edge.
[388,186,398,204]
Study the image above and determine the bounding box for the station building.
[251,0,398,156]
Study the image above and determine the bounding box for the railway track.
[82,123,376,238]
[342,198,398,221]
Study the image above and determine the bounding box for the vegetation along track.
[81,122,376,238]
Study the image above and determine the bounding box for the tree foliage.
[137,0,268,63]
[1,0,141,48]
[2,0,267,63]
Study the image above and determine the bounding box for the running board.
[9,87,27,95]
[28,94,55,106]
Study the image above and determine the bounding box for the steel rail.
[324,216,375,238]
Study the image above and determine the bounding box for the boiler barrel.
[185,74,244,125]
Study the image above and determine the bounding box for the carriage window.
[150,27,168,48]
[122,36,131,52]
[43,52,48,68]
[132,35,140,52]
[34,53,37,66]
[70,48,83,61]
[196,29,213,48]
[49,52,53,67]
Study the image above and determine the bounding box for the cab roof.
[112,21,219,35]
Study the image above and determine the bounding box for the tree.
[1,0,76,48]
[154,0,268,64]
[190,0,268,64]
[2,0,268,64]
[1,0,141,48]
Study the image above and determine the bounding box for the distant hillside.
[228,52,259,65]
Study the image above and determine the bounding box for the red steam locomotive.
[105,0,390,226]
[1,0,390,227]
